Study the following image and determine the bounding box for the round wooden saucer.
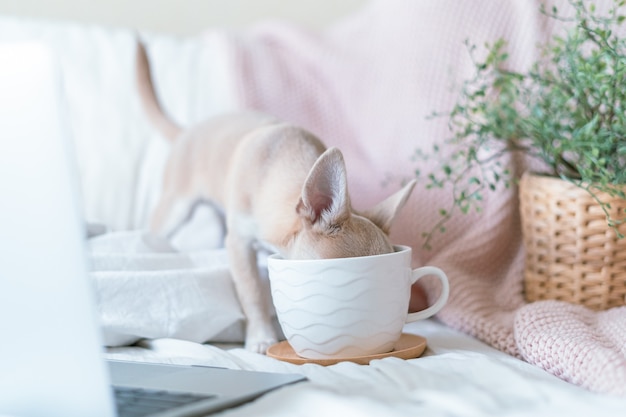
[266,333,427,366]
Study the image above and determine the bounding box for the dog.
[135,42,416,353]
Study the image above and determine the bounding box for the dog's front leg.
[225,232,278,353]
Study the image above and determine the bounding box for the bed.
[2,1,625,415]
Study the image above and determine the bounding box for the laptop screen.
[0,42,116,417]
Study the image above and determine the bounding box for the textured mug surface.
[267,245,449,359]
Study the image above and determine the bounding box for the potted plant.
[416,0,626,310]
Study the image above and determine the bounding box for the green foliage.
[417,0,626,249]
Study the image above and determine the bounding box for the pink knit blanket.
[212,0,626,395]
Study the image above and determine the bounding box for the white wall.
[0,0,368,35]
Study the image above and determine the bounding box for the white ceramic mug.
[267,245,449,359]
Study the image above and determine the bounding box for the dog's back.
[163,112,278,205]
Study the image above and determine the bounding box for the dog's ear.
[360,180,416,234]
[297,147,350,231]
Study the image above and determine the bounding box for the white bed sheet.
[106,319,626,417]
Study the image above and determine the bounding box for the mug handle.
[405,266,449,322]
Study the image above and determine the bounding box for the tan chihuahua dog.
[136,42,416,353]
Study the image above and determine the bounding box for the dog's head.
[288,147,416,260]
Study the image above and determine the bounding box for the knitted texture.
[213,0,626,395]
[515,301,626,396]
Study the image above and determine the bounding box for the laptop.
[0,41,304,417]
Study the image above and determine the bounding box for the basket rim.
[520,171,626,199]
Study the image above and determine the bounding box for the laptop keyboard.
[114,386,217,417]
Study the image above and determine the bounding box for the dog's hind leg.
[150,196,196,241]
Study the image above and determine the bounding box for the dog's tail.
[135,41,181,141]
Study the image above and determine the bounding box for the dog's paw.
[244,318,279,354]
[244,326,279,354]
[244,337,278,354]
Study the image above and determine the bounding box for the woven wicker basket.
[519,172,626,310]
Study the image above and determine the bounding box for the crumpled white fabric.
[89,228,271,347]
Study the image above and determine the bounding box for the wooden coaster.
[266,333,427,366]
